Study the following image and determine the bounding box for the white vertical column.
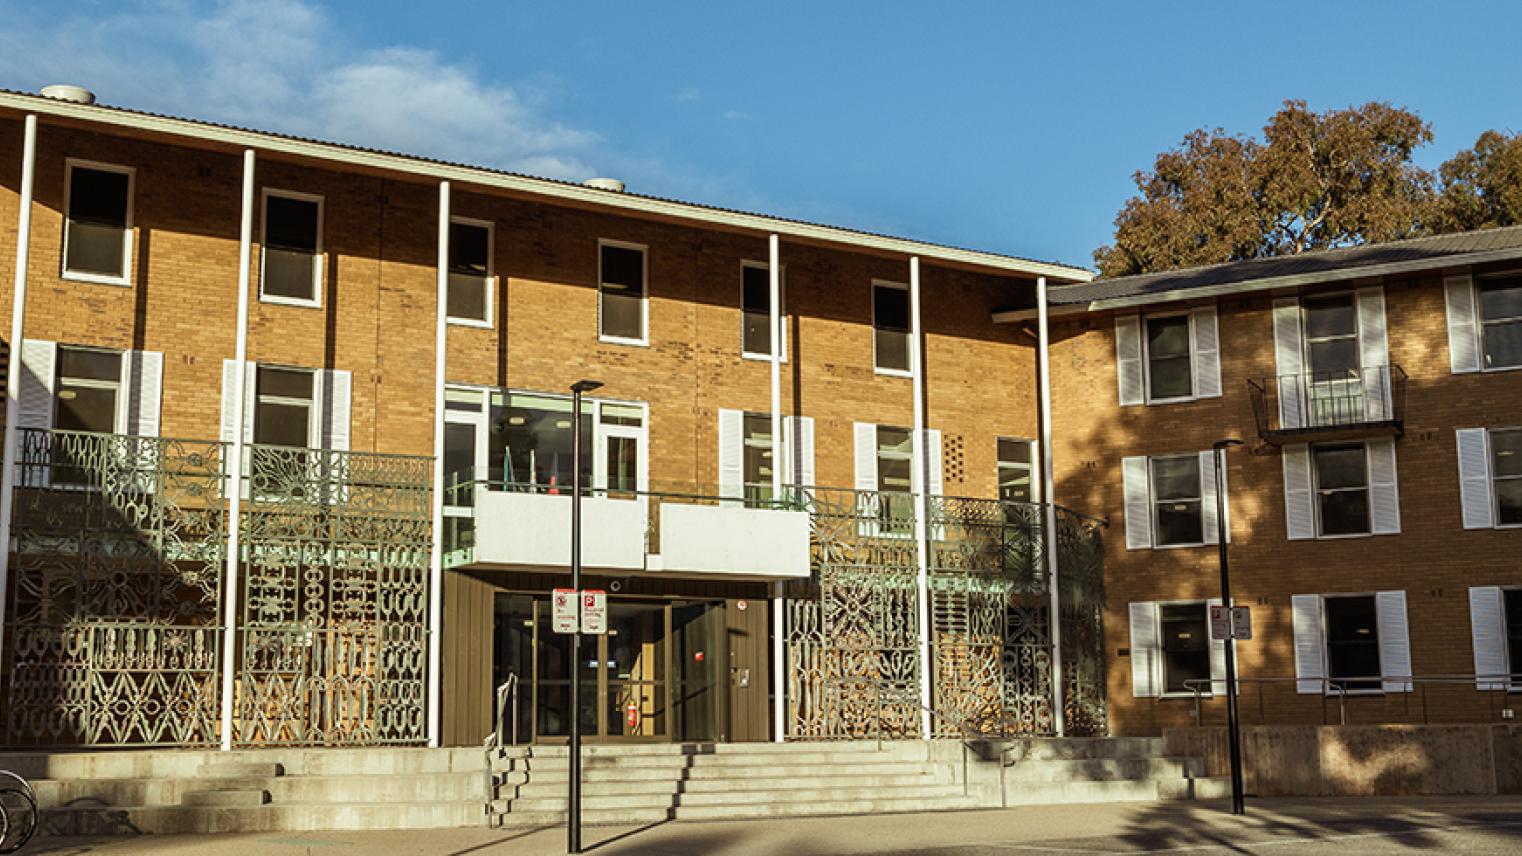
[219,148,256,750]
[0,114,38,667]
[768,233,786,742]
[909,256,932,740]
[1037,276,1064,737]
[428,181,450,747]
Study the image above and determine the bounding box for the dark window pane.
[1479,279,1522,322]
[1493,431,1522,478]
[877,426,912,456]
[265,196,319,252]
[1307,339,1360,377]
[743,413,773,499]
[999,468,1031,504]
[1146,316,1190,358]
[1303,295,1357,338]
[1483,320,1522,370]
[447,272,488,321]
[1314,444,1367,490]
[1506,590,1522,681]
[602,291,644,340]
[255,401,310,447]
[1497,480,1522,526]
[998,439,1032,466]
[1149,356,1193,399]
[492,393,592,489]
[258,368,314,400]
[65,221,127,277]
[742,266,772,354]
[1151,456,1200,501]
[264,247,317,301]
[1326,596,1381,690]
[68,167,129,225]
[1157,501,1204,545]
[1319,489,1370,536]
[55,384,117,434]
[443,422,476,505]
[601,245,644,291]
[606,435,639,493]
[874,285,909,332]
[875,328,910,372]
[59,348,122,382]
[449,223,489,275]
[1160,604,1209,694]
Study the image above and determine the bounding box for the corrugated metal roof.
[0,88,1091,279]
[1048,225,1522,306]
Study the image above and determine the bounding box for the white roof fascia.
[0,93,1092,282]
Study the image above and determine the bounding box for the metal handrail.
[1174,673,1520,727]
[486,673,520,748]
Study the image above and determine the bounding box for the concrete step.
[507,769,953,798]
[1158,776,1234,800]
[199,761,284,779]
[2,747,485,781]
[181,789,270,807]
[495,794,985,828]
[509,740,905,759]
[1001,778,1163,805]
[498,748,931,772]
[1002,756,1203,783]
[991,737,1166,762]
[504,759,952,783]
[505,782,967,813]
[40,800,484,835]
[33,770,486,809]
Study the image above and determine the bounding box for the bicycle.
[0,770,37,853]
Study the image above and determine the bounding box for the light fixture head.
[1213,438,1244,451]
[571,379,604,394]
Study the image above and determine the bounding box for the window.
[1144,315,1192,401]
[63,162,133,283]
[997,438,1034,504]
[1324,595,1381,693]
[484,390,645,493]
[1480,275,1522,370]
[261,191,323,305]
[1151,455,1204,546]
[1508,589,1522,685]
[741,263,785,358]
[742,413,775,505]
[599,241,647,343]
[876,425,915,533]
[253,367,315,448]
[873,282,911,375]
[1302,295,1360,379]
[54,346,123,434]
[1313,443,1369,536]
[447,219,492,325]
[1493,429,1522,526]
[1160,603,1211,695]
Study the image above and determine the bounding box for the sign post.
[566,379,602,854]
[1212,439,1247,816]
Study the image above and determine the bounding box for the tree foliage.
[1431,130,1522,233]
[1095,100,1434,277]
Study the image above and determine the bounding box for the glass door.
[602,601,669,740]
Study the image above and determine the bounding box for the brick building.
[0,87,1110,752]
[1020,230,1522,735]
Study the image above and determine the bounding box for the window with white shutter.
[1375,590,1412,693]
[1114,314,1143,406]
[1282,444,1316,540]
[1445,274,1483,374]
[1291,594,1326,694]
[1191,305,1222,399]
[854,422,879,536]
[1456,428,1495,530]
[1274,298,1306,429]
[717,408,745,502]
[1477,274,1522,370]
[1468,586,1509,691]
[317,368,352,451]
[784,415,815,495]
[1122,456,1153,549]
[1491,428,1522,527]
[1356,288,1392,421]
[1128,602,1161,698]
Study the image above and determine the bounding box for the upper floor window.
[1302,294,1360,379]
[742,412,775,505]
[1144,315,1192,401]
[1479,276,1522,370]
[1468,586,1522,690]
[599,241,647,344]
[63,161,134,284]
[1292,590,1410,695]
[253,367,315,447]
[447,219,493,326]
[1151,455,1204,546]
[261,191,324,306]
[873,281,911,375]
[876,425,914,533]
[997,438,1034,504]
[1159,602,1211,695]
[1284,438,1398,540]
[741,263,786,359]
[55,346,123,434]
[1312,442,1369,536]
[1324,594,1382,693]
[1463,427,1522,529]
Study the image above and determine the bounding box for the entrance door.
[527,598,670,742]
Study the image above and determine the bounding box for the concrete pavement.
[24,797,1522,855]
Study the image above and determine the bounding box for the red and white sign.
[581,589,608,635]
[551,588,579,634]
[1210,605,1252,641]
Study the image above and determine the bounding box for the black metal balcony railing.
[1248,364,1407,444]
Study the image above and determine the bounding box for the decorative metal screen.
[236,445,432,746]
[5,430,227,746]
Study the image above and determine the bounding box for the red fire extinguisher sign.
[625,700,640,730]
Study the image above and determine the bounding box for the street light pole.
[1213,438,1245,816]
[568,379,602,854]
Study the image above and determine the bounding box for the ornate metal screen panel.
[4,430,227,747]
[1058,508,1108,737]
[236,446,431,746]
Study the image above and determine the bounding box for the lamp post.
[568,379,602,854]
[1212,437,1245,816]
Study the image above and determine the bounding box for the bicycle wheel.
[0,771,37,854]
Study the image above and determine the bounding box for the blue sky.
[3,1,1520,270]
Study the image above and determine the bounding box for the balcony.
[1248,364,1407,445]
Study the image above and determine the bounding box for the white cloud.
[0,0,601,180]
[672,86,701,103]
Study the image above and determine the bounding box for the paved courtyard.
[24,797,1522,855]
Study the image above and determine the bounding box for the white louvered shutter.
[1207,598,1228,695]
[924,429,944,498]
[1376,590,1412,693]
[1191,305,1221,398]
[854,422,878,535]
[1356,288,1391,421]
[1367,438,1400,535]
[218,361,257,444]
[1273,298,1305,430]
[717,409,744,502]
[219,360,241,444]
[1199,450,1222,546]
[17,339,56,429]
[123,350,164,437]
[783,415,815,494]
[1122,456,1153,550]
[1469,586,1508,691]
[1292,594,1326,694]
[1128,602,1160,698]
[1456,428,1495,530]
[1444,274,1482,374]
[1115,314,1144,406]
[1282,444,1316,540]
[317,369,352,451]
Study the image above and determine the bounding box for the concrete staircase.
[489,737,1225,828]
[4,747,487,835]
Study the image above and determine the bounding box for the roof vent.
[583,177,625,193]
[40,84,96,105]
